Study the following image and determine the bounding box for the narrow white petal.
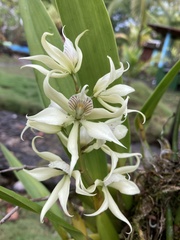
[41,32,71,72]
[101,84,135,97]
[83,139,105,153]
[80,126,93,147]
[93,57,125,96]
[27,107,68,126]
[99,94,125,104]
[43,71,71,113]
[86,108,119,120]
[74,30,88,72]
[32,136,65,162]
[113,156,140,175]
[27,120,61,133]
[104,187,132,233]
[93,57,116,96]
[101,145,119,181]
[113,124,128,140]
[21,64,51,75]
[21,55,66,72]
[62,27,78,70]
[58,175,72,217]
[49,161,70,174]
[87,97,128,120]
[96,95,128,113]
[40,180,64,222]
[82,120,125,147]
[86,179,102,193]
[67,122,79,173]
[127,109,146,124]
[84,187,108,217]
[24,167,61,181]
[72,170,95,196]
[110,179,140,195]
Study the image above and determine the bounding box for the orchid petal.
[100,145,119,181]
[127,109,146,124]
[104,187,132,233]
[83,139,105,153]
[82,120,125,147]
[21,55,66,71]
[27,107,68,126]
[113,156,140,175]
[43,71,71,113]
[41,32,71,72]
[110,179,140,195]
[67,121,79,174]
[84,186,108,217]
[101,84,134,97]
[86,179,102,193]
[40,179,64,222]
[49,160,70,174]
[93,57,126,96]
[21,64,68,78]
[27,120,61,133]
[114,124,128,140]
[74,30,88,72]
[99,94,125,104]
[31,137,65,162]
[72,170,95,196]
[58,175,72,217]
[24,167,61,181]
[79,125,93,147]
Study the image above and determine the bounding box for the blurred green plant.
[0,1,179,240]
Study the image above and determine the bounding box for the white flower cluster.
[21,28,145,232]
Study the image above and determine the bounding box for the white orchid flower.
[21,27,87,77]
[85,154,141,233]
[24,137,94,222]
[22,71,129,173]
[93,57,134,112]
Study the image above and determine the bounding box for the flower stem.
[71,73,80,93]
[166,205,174,240]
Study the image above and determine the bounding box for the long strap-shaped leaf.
[0,144,69,239]
[135,60,180,130]
[56,0,121,93]
[0,144,61,214]
[56,0,130,179]
[0,186,86,240]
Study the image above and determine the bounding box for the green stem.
[71,73,80,93]
[172,100,180,161]
[166,205,174,240]
[78,153,94,186]
[174,206,180,226]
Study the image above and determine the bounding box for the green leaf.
[0,186,86,240]
[135,60,180,129]
[0,143,61,216]
[55,0,130,180]
[172,100,180,160]
[56,0,120,93]
[96,212,119,240]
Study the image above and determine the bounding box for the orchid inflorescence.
[21,27,145,232]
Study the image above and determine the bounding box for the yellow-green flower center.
[68,94,93,120]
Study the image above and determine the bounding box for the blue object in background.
[7,44,29,55]
[2,41,29,55]
[158,33,171,68]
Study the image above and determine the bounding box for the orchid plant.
[0,1,179,240]
[21,27,145,231]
